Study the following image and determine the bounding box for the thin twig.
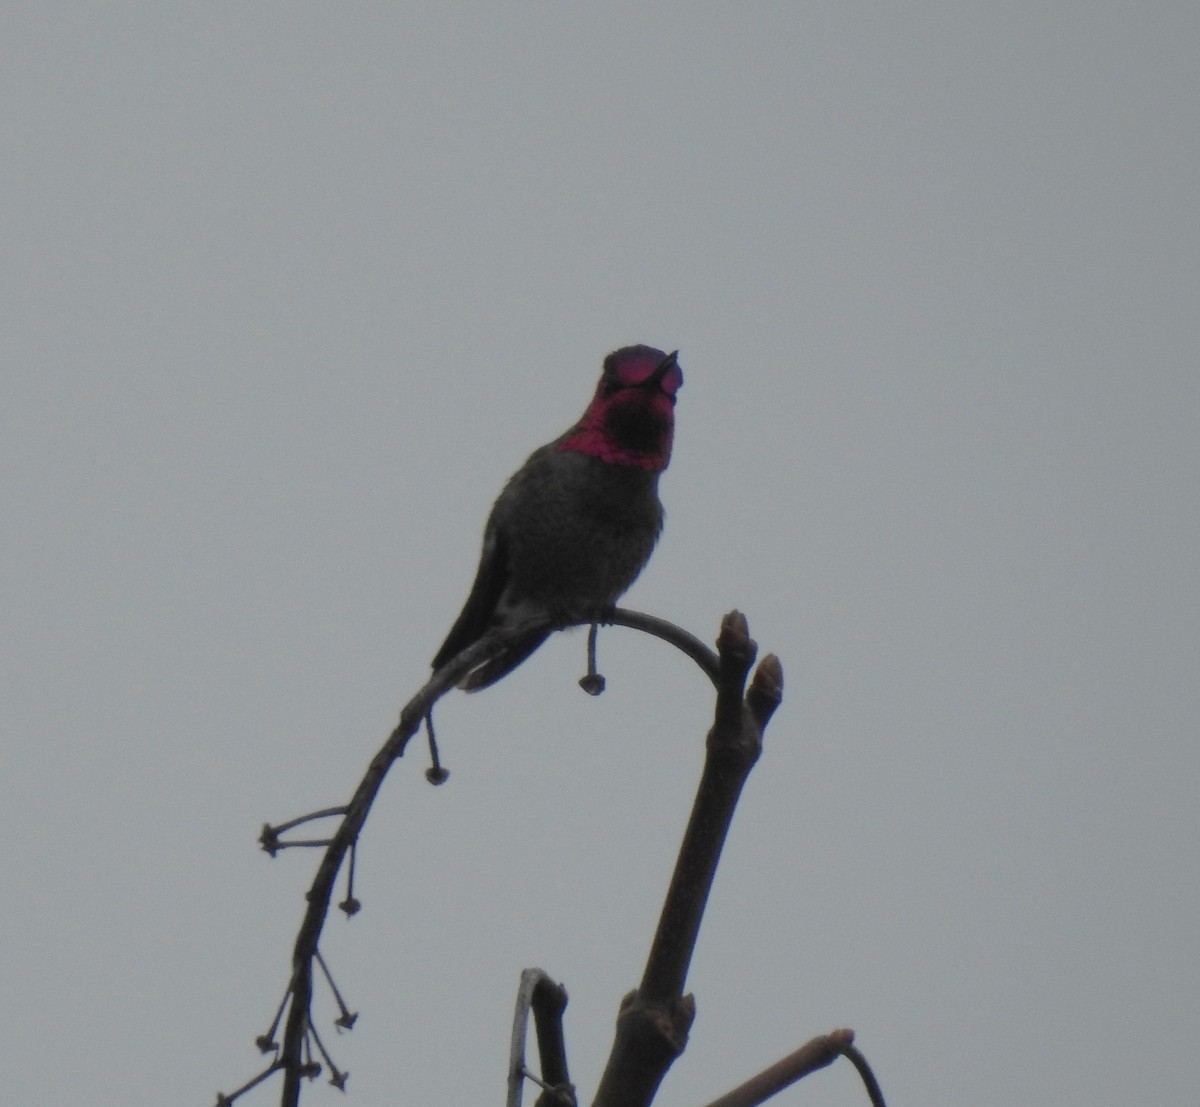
[835,1037,887,1107]
[278,623,530,1106]
[699,1030,854,1107]
[604,609,720,686]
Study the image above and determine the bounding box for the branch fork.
[219,609,883,1107]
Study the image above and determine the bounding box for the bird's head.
[558,346,683,469]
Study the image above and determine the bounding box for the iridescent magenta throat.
[556,395,674,470]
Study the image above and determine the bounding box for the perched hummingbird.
[431,345,683,691]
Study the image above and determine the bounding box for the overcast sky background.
[3,4,1197,1106]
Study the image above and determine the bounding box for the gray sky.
[3,4,1197,1105]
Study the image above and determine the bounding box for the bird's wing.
[430,521,509,671]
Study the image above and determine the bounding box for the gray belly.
[494,447,664,620]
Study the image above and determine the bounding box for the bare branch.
[699,1029,853,1107]
[530,973,573,1107]
[697,1029,887,1107]
[604,608,720,686]
[642,612,762,1003]
[278,623,534,1107]
[835,1037,888,1107]
[592,612,782,1107]
[234,607,722,1107]
[226,602,886,1107]
[507,969,575,1107]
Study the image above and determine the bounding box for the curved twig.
[506,969,574,1107]
[261,608,720,1107]
[835,1037,887,1107]
[699,1029,863,1107]
[604,608,720,686]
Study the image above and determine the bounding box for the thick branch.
[592,612,783,1107]
[641,613,763,1001]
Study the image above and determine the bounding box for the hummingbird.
[431,345,683,691]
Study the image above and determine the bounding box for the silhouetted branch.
[223,608,724,1107]
[699,1029,880,1107]
[221,602,893,1107]
[604,608,721,686]
[275,623,525,1107]
[529,976,574,1107]
[507,969,575,1107]
[592,612,783,1107]
[216,1060,283,1106]
[835,1037,887,1107]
